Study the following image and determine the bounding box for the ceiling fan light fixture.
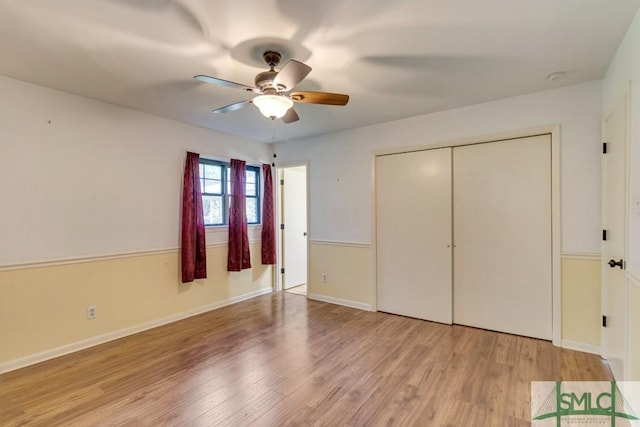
[252,95,293,119]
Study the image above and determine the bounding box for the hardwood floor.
[0,293,611,426]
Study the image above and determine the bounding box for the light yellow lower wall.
[0,243,272,367]
[308,242,372,307]
[561,257,601,347]
[6,244,600,368]
[308,244,601,350]
[627,274,640,380]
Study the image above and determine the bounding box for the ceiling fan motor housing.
[255,70,280,92]
[255,51,285,92]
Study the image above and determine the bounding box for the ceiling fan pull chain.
[271,120,276,144]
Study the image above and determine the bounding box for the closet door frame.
[371,125,561,346]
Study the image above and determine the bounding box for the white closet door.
[601,94,628,379]
[453,135,552,340]
[376,148,452,323]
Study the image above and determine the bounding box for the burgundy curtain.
[181,152,207,283]
[228,159,251,271]
[261,164,277,264]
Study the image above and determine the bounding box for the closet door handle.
[608,259,624,269]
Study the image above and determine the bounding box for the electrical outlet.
[322,273,328,283]
[87,305,97,320]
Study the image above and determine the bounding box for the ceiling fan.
[194,51,349,123]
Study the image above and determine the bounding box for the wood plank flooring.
[0,293,611,426]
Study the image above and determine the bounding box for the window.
[199,159,260,226]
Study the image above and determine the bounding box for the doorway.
[277,164,308,295]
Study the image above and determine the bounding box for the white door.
[453,135,552,340]
[602,94,628,379]
[376,148,453,323]
[282,166,308,289]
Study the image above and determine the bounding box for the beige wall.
[0,242,272,370]
[307,242,372,309]
[561,256,601,347]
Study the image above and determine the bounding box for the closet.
[375,135,552,340]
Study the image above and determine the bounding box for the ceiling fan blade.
[281,108,300,124]
[290,91,349,106]
[273,60,312,91]
[212,99,252,114]
[194,75,260,93]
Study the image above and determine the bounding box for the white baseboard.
[0,287,273,374]
[307,293,373,312]
[561,339,601,356]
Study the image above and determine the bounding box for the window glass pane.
[199,161,261,226]
[204,164,222,179]
[202,195,224,225]
[246,198,258,224]
[203,178,222,194]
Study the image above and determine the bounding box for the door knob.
[608,259,624,269]
[303,232,307,237]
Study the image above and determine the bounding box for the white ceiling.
[0,0,638,143]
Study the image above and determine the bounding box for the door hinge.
[280,224,284,230]
[602,229,607,241]
[603,142,608,154]
[280,179,284,185]
[281,268,285,274]
[602,315,608,328]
